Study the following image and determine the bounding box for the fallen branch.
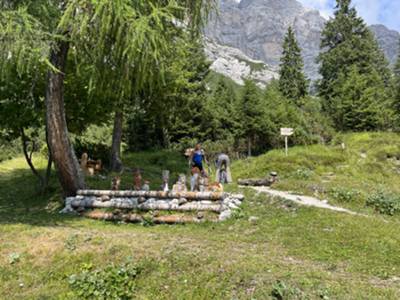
[237,178,273,187]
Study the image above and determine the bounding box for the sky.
[297,0,400,31]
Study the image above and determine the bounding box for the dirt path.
[245,186,360,215]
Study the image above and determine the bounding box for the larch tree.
[278,26,308,104]
[0,0,215,196]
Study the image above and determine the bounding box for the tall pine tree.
[202,78,239,141]
[394,41,400,115]
[278,26,308,104]
[317,0,391,131]
[240,80,263,157]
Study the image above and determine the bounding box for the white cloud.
[297,0,400,31]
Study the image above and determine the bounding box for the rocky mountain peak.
[205,0,399,83]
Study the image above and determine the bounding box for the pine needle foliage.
[0,0,215,100]
[0,7,53,78]
[278,26,308,104]
[394,41,400,115]
[317,0,392,131]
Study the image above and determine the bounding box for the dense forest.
[0,0,400,195]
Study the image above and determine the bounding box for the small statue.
[95,159,103,173]
[199,176,206,192]
[162,170,170,192]
[269,171,278,184]
[208,182,224,192]
[190,167,201,191]
[80,153,89,175]
[142,180,150,192]
[172,174,187,192]
[111,176,121,191]
[133,169,142,191]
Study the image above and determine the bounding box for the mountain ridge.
[205,0,399,83]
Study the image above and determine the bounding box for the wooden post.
[285,136,288,157]
[280,128,294,157]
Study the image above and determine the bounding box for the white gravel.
[244,186,360,215]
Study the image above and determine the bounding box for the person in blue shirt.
[190,143,208,174]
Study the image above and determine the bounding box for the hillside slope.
[1,133,400,299]
[232,132,400,213]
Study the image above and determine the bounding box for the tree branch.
[20,127,44,187]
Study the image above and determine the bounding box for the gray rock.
[219,210,232,221]
[223,198,231,205]
[370,24,400,66]
[228,202,239,209]
[178,198,188,205]
[231,198,242,206]
[171,198,180,205]
[100,195,110,202]
[138,196,147,204]
[205,39,278,87]
[248,216,259,223]
[59,197,76,214]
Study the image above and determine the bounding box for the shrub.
[329,187,361,203]
[0,138,20,162]
[68,262,141,300]
[366,190,400,216]
[292,168,313,180]
[72,124,123,167]
[271,280,304,300]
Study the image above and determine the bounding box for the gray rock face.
[370,24,400,66]
[205,0,399,81]
[205,39,279,86]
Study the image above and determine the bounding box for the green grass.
[232,132,400,213]
[1,133,400,299]
[233,56,268,73]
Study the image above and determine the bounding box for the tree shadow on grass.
[0,167,79,227]
[0,151,189,227]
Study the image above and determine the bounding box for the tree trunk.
[20,128,45,188]
[237,178,273,187]
[43,128,53,190]
[20,128,53,192]
[45,41,85,197]
[110,110,123,172]
[247,136,252,157]
[82,211,208,224]
[70,197,223,212]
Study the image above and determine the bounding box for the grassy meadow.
[1,133,400,299]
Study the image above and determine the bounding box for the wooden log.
[82,211,209,224]
[238,178,273,187]
[77,190,227,200]
[71,197,223,212]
